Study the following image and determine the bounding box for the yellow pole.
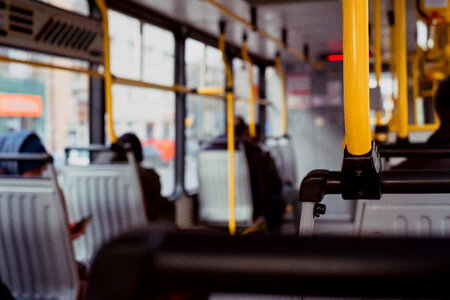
[0,55,104,77]
[395,0,409,140]
[275,55,288,136]
[219,30,236,236]
[95,0,116,143]
[196,87,224,95]
[412,54,419,125]
[388,11,398,133]
[374,0,383,126]
[432,80,441,127]
[241,37,256,138]
[390,19,396,89]
[343,0,371,155]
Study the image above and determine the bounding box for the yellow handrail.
[343,0,371,155]
[0,54,268,107]
[0,56,103,77]
[204,0,322,70]
[95,0,116,143]
[389,123,440,132]
[195,87,224,96]
[374,0,383,127]
[219,30,236,236]
[395,0,408,140]
[241,37,256,138]
[275,55,288,136]
[412,53,419,125]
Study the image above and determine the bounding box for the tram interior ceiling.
[2,0,450,299]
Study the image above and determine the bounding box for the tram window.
[112,86,175,196]
[39,0,89,16]
[368,72,395,125]
[417,19,428,51]
[142,24,175,85]
[266,66,283,136]
[109,13,176,196]
[0,47,89,169]
[185,39,226,192]
[109,10,141,79]
[233,58,260,126]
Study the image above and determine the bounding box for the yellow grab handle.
[241,38,256,138]
[275,55,288,136]
[343,0,371,155]
[395,0,408,140]
[95,0,116,143]
[374,0,383,127]
[219,31,236,236]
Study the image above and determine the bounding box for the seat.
[265,140,284,179]
[197,148,253,226]
[354,194,450,237]
[0,155,79,300]
[61,150,148,267]
[277,137,297,185]
[266,137,297,186]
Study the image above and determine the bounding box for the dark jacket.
[204,137,284,227]
[94,150,174,222]
[0,130,40,175]
[392,125,450,170]
[0,277,13,300]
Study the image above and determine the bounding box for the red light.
[328,54,344,61]
[327,53,373,62]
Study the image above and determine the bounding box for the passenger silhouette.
[0,130,89,299]
[205,116,284,232]
[0,130,89,239]
[392,75,450,170]
[95,132,175,223]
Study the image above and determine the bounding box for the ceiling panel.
[126,0,419,64]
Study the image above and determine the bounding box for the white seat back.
[198,149,253,226]
[278,138,297,185]
[355,194,450,237]
[61,152,147,266]
[266,137,297,186]
[0,169,79,300]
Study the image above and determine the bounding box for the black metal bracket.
[375,125,388,134]
[298,143,382,204]
[341,142,381,200]
[374,125,388,143]
[396,136,410,146]
[298,170,341,203]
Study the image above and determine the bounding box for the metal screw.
[313,203,326,218]
[358,190,364,196]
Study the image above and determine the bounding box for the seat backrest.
[354,194,450,237]
[278,138,297,185]
[0,169,79,300]
[61,152,147,267]
[265,142,284,180]
[198,149,253,226]
[265,138,297,186]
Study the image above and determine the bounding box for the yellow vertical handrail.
[390,14,396,89]
[241,36,256,138]
[343,0,371,155]
[412,54,419,125]
[219,29,236,236]
[95,0,117,143]
[432,80,441,127]
[395,0,409,140]
[275,55,288,136]
[387,11,398,132]
[374,0,383,126]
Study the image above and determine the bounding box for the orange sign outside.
[0,94,43,117]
